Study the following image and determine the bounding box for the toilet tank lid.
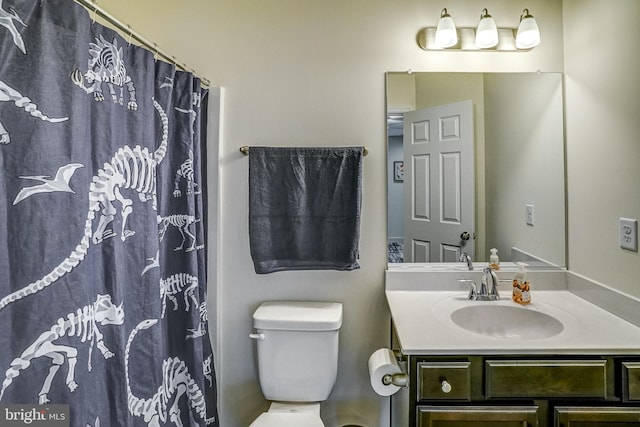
[253,301,343,331]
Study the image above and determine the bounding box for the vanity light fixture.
[417,7,541,52]
[434,8,457,48]
[515,9,541,49]
[475,8,499,48]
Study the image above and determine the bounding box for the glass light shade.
[435,10,457,48]
[475,13,498,48]
[516,15,541,49]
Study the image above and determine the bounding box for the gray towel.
[248,146,363,274]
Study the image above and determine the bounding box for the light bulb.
[516,9,541,49]
[475,8,498,49]
[435,8,457,48]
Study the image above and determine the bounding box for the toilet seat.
[249,412,325,427]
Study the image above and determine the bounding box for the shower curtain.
[0,0,218,425]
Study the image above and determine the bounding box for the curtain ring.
[126,25,133,46]
[90,0,99,24]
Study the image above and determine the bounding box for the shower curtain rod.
[73,0,211,87]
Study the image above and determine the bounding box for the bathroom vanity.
[385,265,640,427]
[401,354,640,426]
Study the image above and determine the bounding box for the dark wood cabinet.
[397,354,640,427]
[484,359,608,399]
[418,405,538,427]
[623,362,640,401]
[555,406,640,426]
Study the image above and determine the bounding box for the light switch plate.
[526,204,534,226]
[619,217,638,252]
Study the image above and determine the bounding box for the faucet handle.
[458,252,473,270]
[458,279,477,300]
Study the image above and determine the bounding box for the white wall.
[98,1,566,426]
[563,0,640,298]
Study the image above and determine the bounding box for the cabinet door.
[555,406,640,426]
[417,405,538,427]
[623,362,640,401]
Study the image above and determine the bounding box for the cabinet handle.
[249,333,265,340]
[441,380,452,393]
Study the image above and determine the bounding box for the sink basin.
[450,305,564,339]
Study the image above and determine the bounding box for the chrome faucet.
[480,267,500,300]
[459,252,473,270]
[463,267,500,301]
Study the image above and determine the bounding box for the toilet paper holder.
[382,372,408,387]
[369,348,409,395]
[382,350,408,388]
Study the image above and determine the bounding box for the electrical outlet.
[619,217,638,252]
[526,204,534,226]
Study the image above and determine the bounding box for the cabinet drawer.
[485,359,607,399]
[417,361,471,401]
[417,405,538,427]
[623,362,640,401]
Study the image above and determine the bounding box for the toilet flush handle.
[249,333,265,340]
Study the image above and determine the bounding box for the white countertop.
[386,289,640,355]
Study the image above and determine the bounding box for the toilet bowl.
[248,402,325,427]
[248,301,343,427]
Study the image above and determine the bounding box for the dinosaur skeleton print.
[71,35,138,110]
[0,0,218,425]
[0,79,69,144]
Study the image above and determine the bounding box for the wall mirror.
[386,72,566,268]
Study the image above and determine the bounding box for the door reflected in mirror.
[387,72,566,268]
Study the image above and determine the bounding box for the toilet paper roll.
[368,348,403,396]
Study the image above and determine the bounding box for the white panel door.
[403,100,474,262]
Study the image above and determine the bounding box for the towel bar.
[239,146,368,156]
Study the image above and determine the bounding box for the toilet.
[249,301,343,427]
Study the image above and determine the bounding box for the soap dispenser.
[489,248,500,270]
[512,262,531,304]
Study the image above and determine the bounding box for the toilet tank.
[252,301,343,402]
